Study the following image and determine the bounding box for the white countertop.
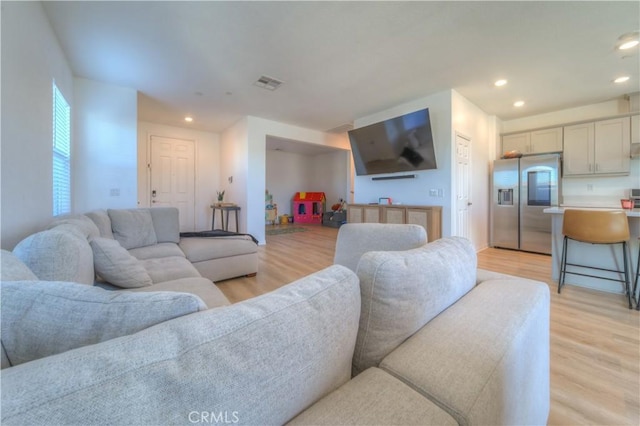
[544,206,640,217]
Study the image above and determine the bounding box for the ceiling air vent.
[254,75,283,91]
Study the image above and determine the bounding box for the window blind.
[53,83,71,216]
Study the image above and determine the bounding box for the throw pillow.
[91,238,153,288]
[0,280,206,367]
[12,229,95,284]
[0,250,38,281]
[108,209,157,249]
[352,236,477,376]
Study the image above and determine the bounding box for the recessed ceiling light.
[619,40,639,50]
[617,32,639,50]
[494,79,508,87]
[184,116,193,122]
[613,76,630,83]
[254,75,284,91]
[513,100,525,107]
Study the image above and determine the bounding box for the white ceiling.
[43,1,639,140]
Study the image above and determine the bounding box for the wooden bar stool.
[558,209,633,309]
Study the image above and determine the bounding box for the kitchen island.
[544,207,640,295]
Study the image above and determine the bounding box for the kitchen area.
[491,98,640,304]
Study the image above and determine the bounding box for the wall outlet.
[437,189,444,197]
[110,188,120,197]
[587,184,594,192]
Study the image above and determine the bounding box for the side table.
[211,204,241,232]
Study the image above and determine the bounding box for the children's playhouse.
[293,192,325,224]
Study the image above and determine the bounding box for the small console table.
[211,204,241,232]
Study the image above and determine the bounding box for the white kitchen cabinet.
[631,114,639,144]
[502,127,562,155]
[563,117,630,176]
[502,132,530,155]
[530,127,563,153]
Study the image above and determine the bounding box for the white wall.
[311,150,351,208]
[266,150,314,216]
[353,90,454,236]
[138,121,221,231]
[501,99,639,207]
[220,118,249,234]
[74,78,138,213]
[451,90,497,250]
[0,1,74,249]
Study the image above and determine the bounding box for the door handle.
[152,190,157,198]
[467,202,473,206]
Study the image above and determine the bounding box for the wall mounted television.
[348,108,437,176]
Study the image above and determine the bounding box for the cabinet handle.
[588,164,592,172]
[595,163,599,172]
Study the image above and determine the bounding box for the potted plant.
[216,190,225,205]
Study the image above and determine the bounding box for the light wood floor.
[217,224,640,425]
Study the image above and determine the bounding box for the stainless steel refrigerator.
[491,153,561,255]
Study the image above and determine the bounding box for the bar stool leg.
[558,236,568,294]
[622,242,633,309]
[634,244,640,310]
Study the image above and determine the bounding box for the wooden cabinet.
[348,204,380,223]
[502,127,562,155]
[347,204,442,242]
[563,117,630,176]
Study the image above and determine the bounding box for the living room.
[1,2,639,425]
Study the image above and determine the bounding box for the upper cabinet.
[502,127,562,155]
[631,115,640,158]
[563,117,630,176]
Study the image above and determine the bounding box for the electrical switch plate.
[429,189,438,196]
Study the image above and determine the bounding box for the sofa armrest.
[380,278,550,426]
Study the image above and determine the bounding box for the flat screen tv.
[348,108,437,176]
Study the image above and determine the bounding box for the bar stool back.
[558,209,633,309]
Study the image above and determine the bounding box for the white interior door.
[455,133,471,239]
[150,136,196,231]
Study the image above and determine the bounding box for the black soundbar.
[371,174,416,181]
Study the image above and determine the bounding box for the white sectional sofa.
[0,224,550,425]
[7,207,258,307]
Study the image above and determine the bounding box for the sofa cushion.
[85,210,114,239]
[0,265,360,425]
[141,256,201,283]
[148,207,180,244]
[108,209,157,249]
[289,367,457,425]
[0,280,206,368]
[380,278,550,426]
[334,223,427,272]
[129,242,185,260]
[127,277,230,309]
[12,229,95,285]
[47,214,100,240]
[0,250,38,281]
[352,236,477,376]
[179,235,257,263]
[90,238,153,288]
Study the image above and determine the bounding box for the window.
[52,82,71,216]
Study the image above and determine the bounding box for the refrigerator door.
[491,158,519,250]
[520,154,560,254]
